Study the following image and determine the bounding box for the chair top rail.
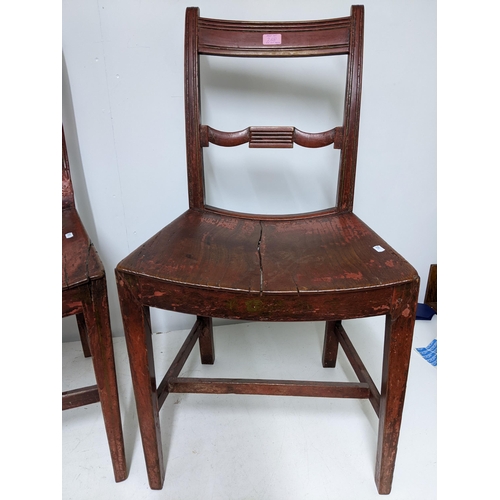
[198,16,350,57]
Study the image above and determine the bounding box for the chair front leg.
[375,281,419,494]
[116,273,165,489]
[84,278,127,482]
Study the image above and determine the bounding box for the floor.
[62,316,437,499]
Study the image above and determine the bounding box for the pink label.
[263,34,282,45]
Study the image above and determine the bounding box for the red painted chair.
[62,128,127,482]
[116,6,419,494]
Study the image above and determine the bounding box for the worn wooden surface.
[119,209,416,296]
[375,281,419,494]
[117,277,164,489]
[322,320,340,368]
[169,378,371,398]
[197,16,351,57]
[62,129,127,483]
[62,385,100,410]
[335,320,381,416]
[116,5,420,495]
[62,208,104,290]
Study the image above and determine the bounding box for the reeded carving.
[200,125,343,149]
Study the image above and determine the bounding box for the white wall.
[62,0,436,341]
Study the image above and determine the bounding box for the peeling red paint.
[334,271,363,280]
[372,305,390,312]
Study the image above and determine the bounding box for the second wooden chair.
[62,128,127,483]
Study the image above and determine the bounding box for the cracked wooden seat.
[116,5,419,495]
[62,128,127,482]
[119,210,415,303]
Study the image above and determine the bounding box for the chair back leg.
[322,320,341,368]
[76,313,92,358]
[197,316,215,364]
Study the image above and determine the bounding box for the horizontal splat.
[200,125,343,149]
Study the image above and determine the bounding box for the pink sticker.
[263,34,282,45]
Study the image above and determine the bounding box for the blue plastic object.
[416,303,436,320]
[416,339,437,367]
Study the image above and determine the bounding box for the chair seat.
[118,209,417,295]
[62,207,104,290]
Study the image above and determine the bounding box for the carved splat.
[200,125,344,149]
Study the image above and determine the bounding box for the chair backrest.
[62,127,75,209]
[184,5,364,218]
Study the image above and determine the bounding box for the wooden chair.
[115,5,419,494]
[62,128,127,483]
